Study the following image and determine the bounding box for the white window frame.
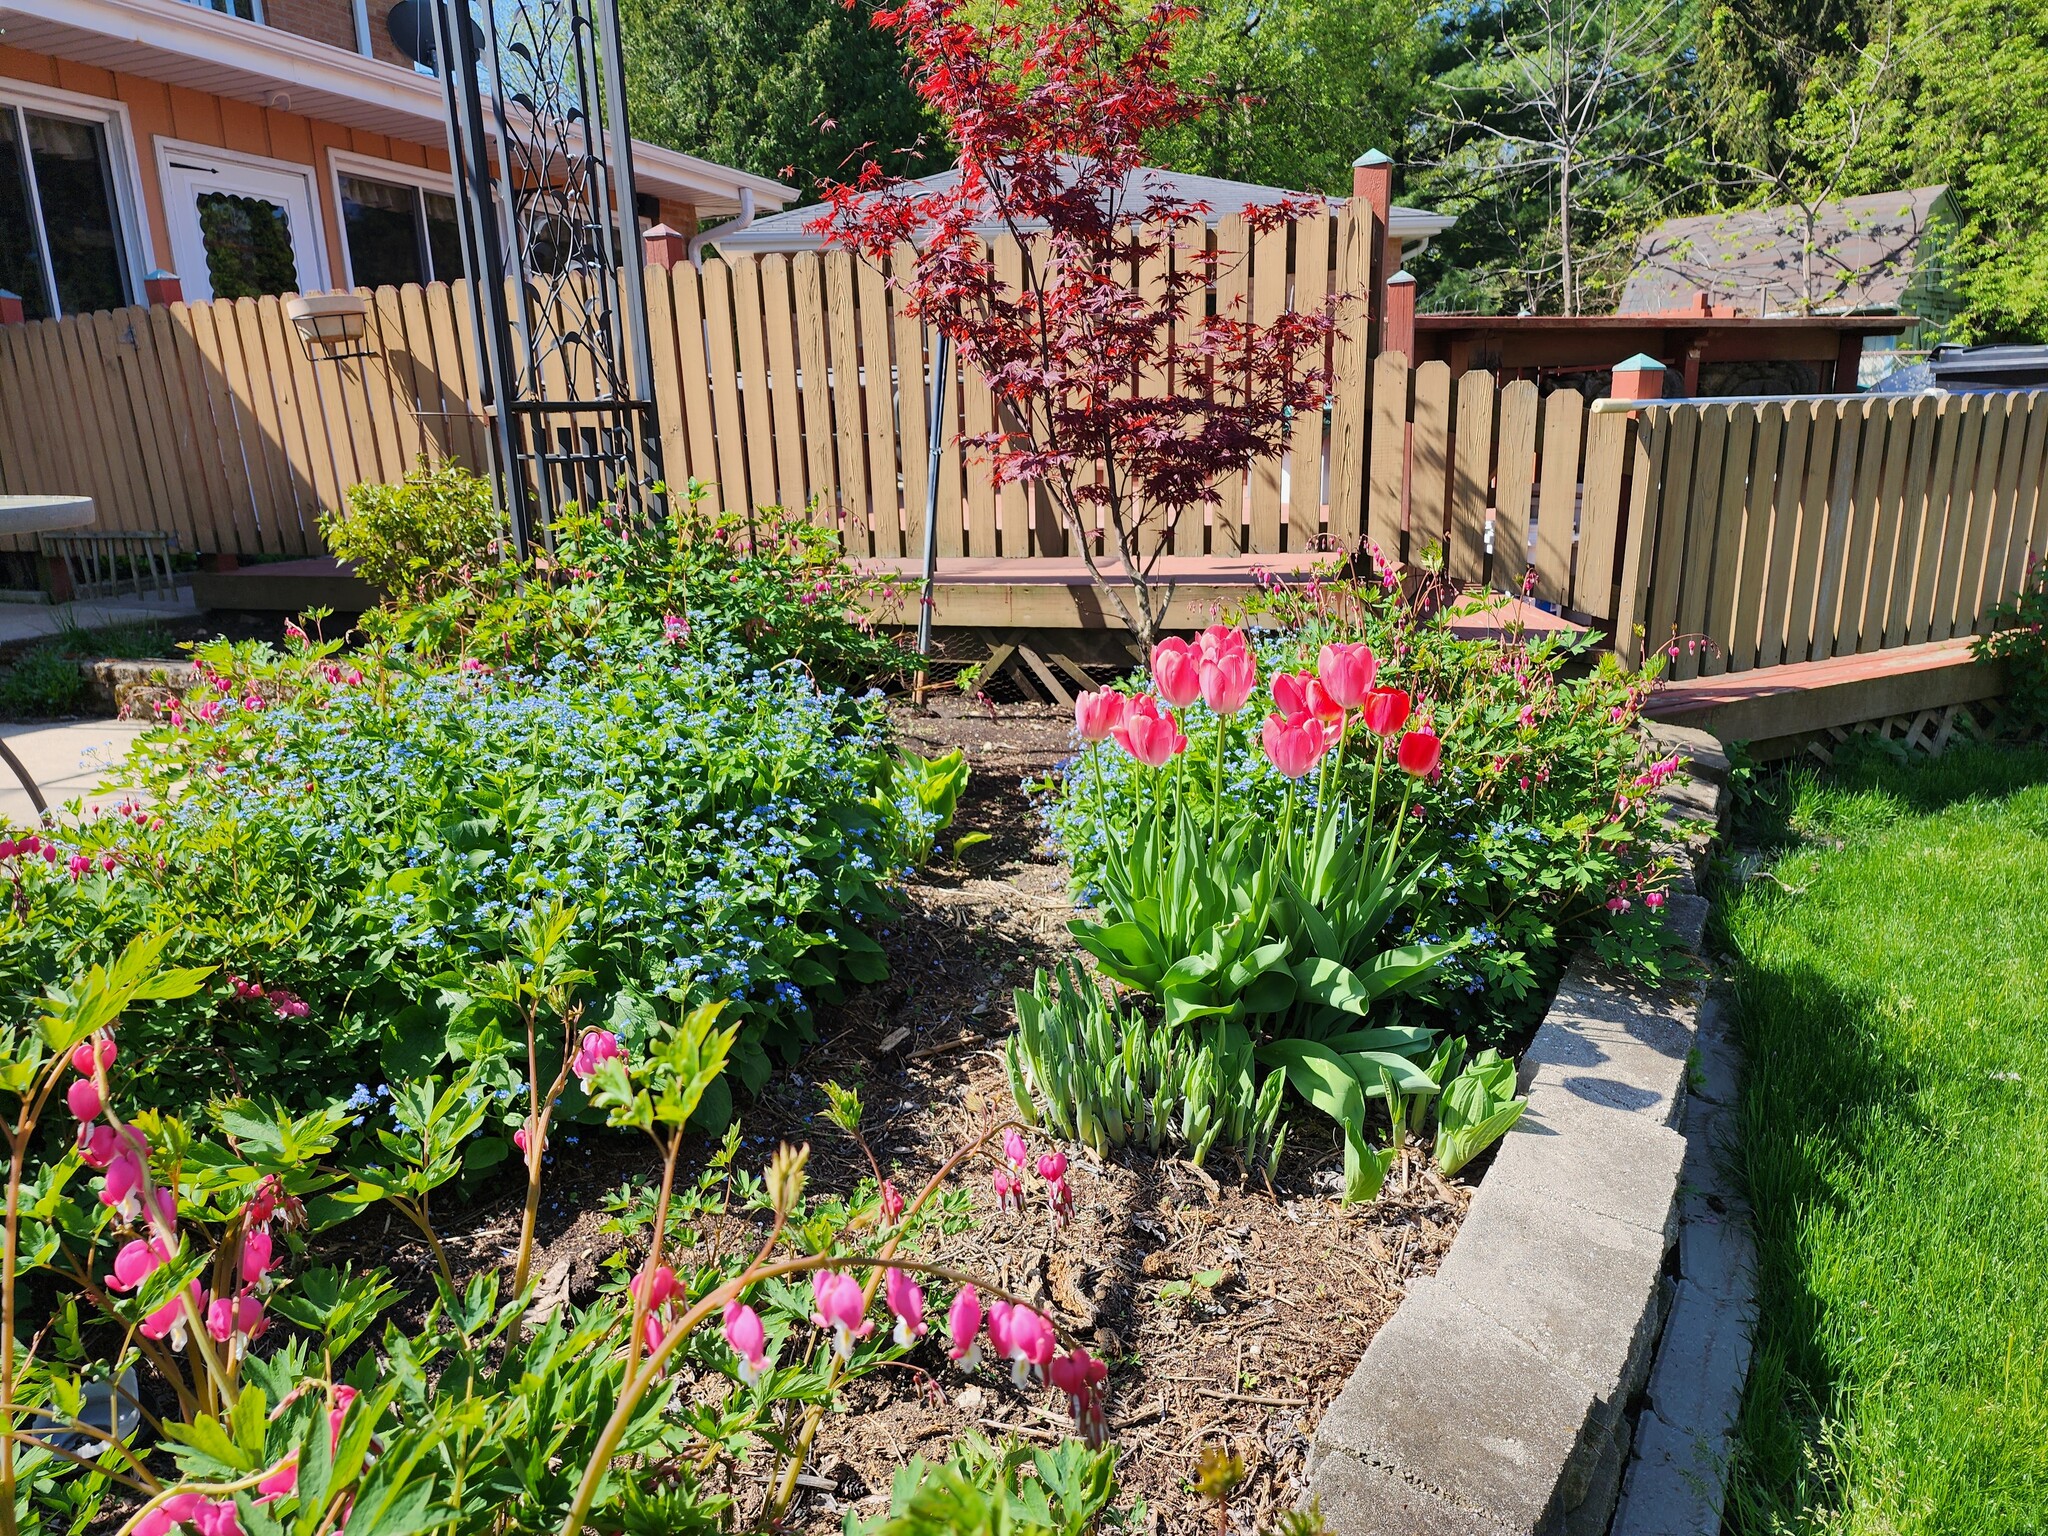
[327,149,462,288]
[180,0,266,23]
[153,136,330,298]
[0,77,156,316]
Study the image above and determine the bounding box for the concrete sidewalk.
[0,589,200,649]
[0,719,149,826]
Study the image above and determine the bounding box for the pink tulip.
[1149,638,1202,707]
[1110,696,1187,768]
[884,1267,928,1346]
[1200,647,1258,716]
[723,1300,772,1384]
[570,1029,624,1086]
[1073,689,1128,742]
[1316,642,1378,709]
[1261,712,1328,779]
[1048,1345,1111,1447]
[810,1270,872,1358]
[1361,687,1412,738]
[1397,727,1443,778]
[948,1285,984,1368]
[67,1077,103,1122]
[1196,624,1251,664]
[1272,671,1342,733]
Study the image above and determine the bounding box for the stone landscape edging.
[1305,728,1746,1536]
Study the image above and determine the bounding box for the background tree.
[1406,0,1695,315]
[618,0,936,197]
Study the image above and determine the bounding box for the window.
[184,0,261,20]
[0,105,132,319]
[340,172,462,288]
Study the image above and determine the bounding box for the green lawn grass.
[1721,742,2048,1536]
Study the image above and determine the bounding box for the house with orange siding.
[0,0,791,318]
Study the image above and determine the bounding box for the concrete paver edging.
[1306,723,1755,1536]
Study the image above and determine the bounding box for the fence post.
[643,225,689,271]
[0,290,22,326]
[1384,271,1416,362]
[1351,150,1393,356]
[1610,355,1667,668]
[143,270,183,306]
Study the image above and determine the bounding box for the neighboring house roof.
[1618,187,1951,317]
[0,0,792,216]
[708,162,1454,255]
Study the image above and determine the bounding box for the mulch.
[324,696,1473,1531]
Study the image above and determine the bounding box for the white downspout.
[688,188,756,270]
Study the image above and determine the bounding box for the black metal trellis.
[422,0,664,551]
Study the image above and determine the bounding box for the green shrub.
[320,456,503,603]
[2,630,902,1121]
[1976,552,2048,735]
[0,644,87,716]
[365,484,909,690]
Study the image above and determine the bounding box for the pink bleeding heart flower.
[630,1264,681,1314]
[1645,890,1667,909]
[1073,689,1128,742]
[1048,1345,1111,1447]
[948,1285,984,1369]
[810,1270,872,1359]
[1110,696,1188,768]
[1036,1151,1073,1226]
[1316,643,1378,709]
[884,1267,927,1347]
[723,1300,772,1385]
[68,1037,116,1076]
[1002,1129,1029,1170]
[1607,894,1631,913]
[240,1229,277,1288]
[206,1292,267,1350]
[66,1077,103,1122]
[1261,712,1328,779]
[1199,645,1258,716]
[570,1029,624,1087]
[136,1492,208,1536]
[257,1460,299,1503]
[663,612,688,642]
[1149,638,1202,707]
[140,1285,201,1350]
[879,1179,905,1226]
[100,1151,146,1219]
[106,1237,170,1293]
[992,1167,1024,1215]
[513,1124,544,1159]
[329,1385,358,1452]
[193,1498,241,1536]
[991,1301,1056,1387]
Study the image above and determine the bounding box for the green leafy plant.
[856,1435,1132,1536]
[1006,962,1284,1172]
[1975,552,2048,736]
[871,749,974,871]
[318,456,504,605]
[0,646,87,718]
[1432,1046,1527,1176]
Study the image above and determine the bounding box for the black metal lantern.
[424,0,664,553]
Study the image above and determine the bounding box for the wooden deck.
[1647,636,2007,747]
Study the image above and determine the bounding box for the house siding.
[0,41,448,291]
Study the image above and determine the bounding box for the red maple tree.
[811,0,1340,644]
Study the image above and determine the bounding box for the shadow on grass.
[1729,739,2048,856]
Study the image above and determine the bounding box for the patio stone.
[1306,1452,1518,1536]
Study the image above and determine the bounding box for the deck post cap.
[1615,353,1666,372]
[1352,149,1393,167]
[1386,270,1417,286]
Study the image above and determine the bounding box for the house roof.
[707,162,1454,255]
[1618,187,1950,317]
[0,0,792,216]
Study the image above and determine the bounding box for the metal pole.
[916,328,950,664]
[592,0,665,519]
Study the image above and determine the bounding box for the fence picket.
[1287,213,1332,550]
[1408,361,1452,557]
[1701,405,1757,676]
[1532,388,1585,607]
[1992,394,2048,609]
[1671,405,1729,679]
[1449,369,1495,585]
[1247,221,1290,552]
[1367,353,1408,557]
[731,255,782,515]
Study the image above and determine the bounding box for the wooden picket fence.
[1,236,2041,678]
[1614,391,2048,676]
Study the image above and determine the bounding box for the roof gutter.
[689,189,757,270]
